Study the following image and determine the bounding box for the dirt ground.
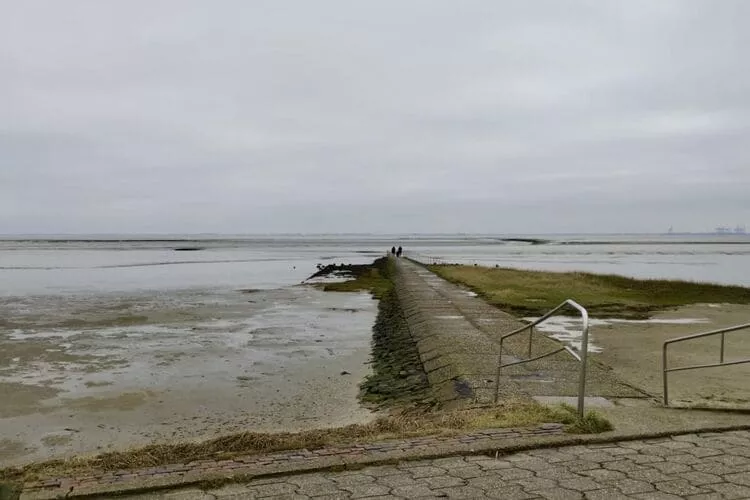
[589,303,750,407]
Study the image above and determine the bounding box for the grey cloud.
[1,0,748,234]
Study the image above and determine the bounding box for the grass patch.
[0,482,20,500]
[1,400,607,484]
[318,258,393,299]
[430,264,750,319]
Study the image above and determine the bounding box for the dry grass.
[430,264,750,318]
[1,400,607,484]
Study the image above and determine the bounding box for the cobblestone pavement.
[127,430,750,500]
[21,425,565,499]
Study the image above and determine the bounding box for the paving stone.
[473,459,513,470]
[484,486,539,500]
[306,494,351,500]
[625,469,674,483]
[511,458,558,471]
[526,450,577,463]
[639,446,677,457]
[610,478,655,495]
[535,467,578,480]
[511,477,559,491]
[466,475,509,491]
[691,462,744,476]
[685,447,725,458]
[256,495,309,500]
[574,452,618,463]
[494,468,534,480]
[632,493,685,500]
[581,488,632,500]
[330,474,376,486]
[630,455,666,464]
[406,466,448,479]
[677,471,723,486]
[663,454,703,465]
[714,436,750,447]
[528,487,583,500]
[365,466,404,477]
[416,475,465,489]
[707,482,750,499]
[431,457,469,469]
[579,469,626,481]
[652,461,693,474]
[445,466,483,479]
[711,454,750,466]
[563,460,603,471]
[287,475,334,487]
[245,482,300,497]
[431,486,487,498]
[603,460,645,473]
[558,477,602,492]
[390,484,436,498]
[654,479,710,496]
[725,472,750,486]
[210,483,262,498]
[660,441,698,450]
[295,483,347,497]
[340,483,391,498]
[726,446,750,458]
[373,474,417,488]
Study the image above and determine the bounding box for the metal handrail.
[494,299,590,419]
[662,322,750,406]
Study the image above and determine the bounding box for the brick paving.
[121,430,750,499]
[21,424,565,499]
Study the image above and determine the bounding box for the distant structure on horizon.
[665,225,747,235]
[714,225,747,235]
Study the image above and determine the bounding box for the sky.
[1,1,748,234]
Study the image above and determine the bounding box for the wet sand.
[0,286,377,467]
[524,303,750,406]
[588,304,750,406]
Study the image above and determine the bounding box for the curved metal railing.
[662,323,750,406]
[494,299,590,419]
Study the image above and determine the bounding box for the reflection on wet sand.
[0,285,377,467]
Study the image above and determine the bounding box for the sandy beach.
[0,285,378,467]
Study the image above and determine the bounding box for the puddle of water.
[523,315,712,354]
[523,316,603,353]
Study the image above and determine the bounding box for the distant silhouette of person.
[391,246,396,255]
[396,246,403,257]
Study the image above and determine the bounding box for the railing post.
[661,344,669,406]
[577,317,590,420]
[527,326,534,358]
[494,340,504,404]
[720,332,725,364]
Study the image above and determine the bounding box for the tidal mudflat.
[0,285,377,466]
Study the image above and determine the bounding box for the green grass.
[0,482,20,500]
[321,258,393,299]
[429,264,750,318]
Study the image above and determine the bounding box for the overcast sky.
[1,1,748,234]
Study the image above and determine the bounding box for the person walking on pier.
[396,246,403,257]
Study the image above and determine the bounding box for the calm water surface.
[2,234,749,295]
